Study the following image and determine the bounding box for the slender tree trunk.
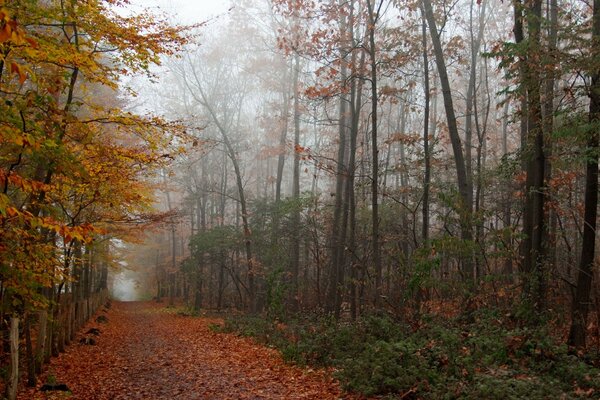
[6,317,19,400]
[422,0,474,287]
[348,13,365,319]
[218,252,226,311]
[543,0,558,273]
[290,54,301,312]
[155,249,162,302]
[273,61,292,257]
[83,246,91,324]
[568,0,600,349]
[194,270,203,311]
[276,64,292,204]
[367,0,382,308]
[513,0,528,157]
[35,310,47,373]
[72,241,82,337]
[193,189,207,312]
[98,240,108,292]
[422,11,431,244]
[25,314,35,387]
[464,0,487,204]
[501,100,513,281]
[231,151,255,312]
[45,289,54,363]
[163,172,177,307]
[326,4,350,316]
[196,92,256,313]
[473,81,490,280]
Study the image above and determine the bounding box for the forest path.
[19,301,346,400]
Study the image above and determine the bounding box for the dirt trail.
[19,302,347,400]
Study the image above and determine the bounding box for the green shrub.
[222,309,600,399]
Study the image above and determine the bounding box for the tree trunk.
[275,63,292,204]
[6,317,19,400]
[422,9,431,244]
[501,100,513,281]
[290,53,301,312]
[35,310,47,373]
[98,241,108,292]
[543,0,559,274]
[367,0,382,308]
[422,0,474,287]
[515,0,546,313]
[326,5,350,316]
[194,269,203,311]
[196,92,255,313]
[464,0,487,195]
[568,0,600,349]
[25,314,35,387]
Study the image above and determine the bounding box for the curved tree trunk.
[422,0,474,288]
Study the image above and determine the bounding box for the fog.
[111,272,140,302]
[123,0,521,312]
[129,0,231,25]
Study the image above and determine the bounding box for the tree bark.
[421,8,431,244]
[326,3,350,316]
[276,63,292,204]
[35,310,47,373]
[162,172,177,307]
[6,317,19,400]
[568,0,600,349]
[290,53,301,312]
[367,0,383,308]
[346,0,364,319]
[25,314,35,387]
[543,0,559,274]
[515,0,546,313]
[422,0,474,286]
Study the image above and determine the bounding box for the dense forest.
[2,0,600,398]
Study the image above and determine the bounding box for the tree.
[366,0,384,308]
[176,38,258,312]
[514,0,546,313]
[422,0,474,291]
[568,0,600,349]
[290,52,302,312]
[0,0,189,394]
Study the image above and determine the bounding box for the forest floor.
[18,301,350,400]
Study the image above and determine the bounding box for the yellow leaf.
[0,193,9,216]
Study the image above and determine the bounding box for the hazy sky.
[128,0,232,25]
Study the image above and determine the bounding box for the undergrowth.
[221,308,600,399]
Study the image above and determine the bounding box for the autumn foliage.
[0,0,192,397]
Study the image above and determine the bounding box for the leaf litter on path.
[19,301,358,400]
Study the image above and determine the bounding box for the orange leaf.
[10,62,26,84]
[0,25,10,42]
[25,37,38,48]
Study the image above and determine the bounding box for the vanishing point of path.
[19,302,349,400]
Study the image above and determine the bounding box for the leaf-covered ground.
[19,302,349,400]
